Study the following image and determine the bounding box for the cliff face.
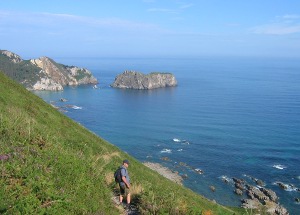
[111,71,177,90]
[0,50,23,63]
[0,50,98,91]
[30,57,98,90]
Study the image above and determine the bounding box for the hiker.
[118,159,131,208]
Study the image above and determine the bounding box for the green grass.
[0,71,247,214]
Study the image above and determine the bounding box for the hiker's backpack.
[114,167,124,183]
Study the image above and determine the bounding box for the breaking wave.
[273,164,286,170]
[160,149,172,153]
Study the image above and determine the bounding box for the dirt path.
[111,162,183,214]
[111,188,140,215]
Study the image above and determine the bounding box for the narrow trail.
[111,188,140,215]
[99,153,140,214]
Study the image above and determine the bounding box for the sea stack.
[111,70,177,90]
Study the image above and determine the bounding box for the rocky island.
[0,50,98,91]
[111,70,177,90]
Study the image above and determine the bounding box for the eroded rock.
[235,189,243,195]
[111,71,177,90]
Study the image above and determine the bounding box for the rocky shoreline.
[143,162,183,185]
[145,158,291,215]
[225,177,289,215]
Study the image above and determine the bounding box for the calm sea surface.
[34,57,300,214]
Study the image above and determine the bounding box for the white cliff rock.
[32,77,63,91]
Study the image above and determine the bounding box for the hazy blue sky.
[1,0,300,58]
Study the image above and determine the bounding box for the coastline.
[143,162,289,214]
[143,162,183,185]
[33,57,300,214]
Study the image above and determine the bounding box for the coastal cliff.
[111,70,177,90]
[0,50,98,91]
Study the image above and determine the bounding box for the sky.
[1,0,300,58]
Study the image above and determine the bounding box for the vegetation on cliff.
[0,54,42,88]
[0,72,244,214]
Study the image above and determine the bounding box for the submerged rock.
[209,186,216,192]
[161,157,171,161]
[256,179,265,186]
[276,182,289,190]
[235,189,243,195]
[233,177,245,184]
[182,174,188,179]
[194,168,204,174]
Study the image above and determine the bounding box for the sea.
[34,56,300,214]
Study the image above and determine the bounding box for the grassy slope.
[0,72,244,214]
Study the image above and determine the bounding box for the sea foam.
[160,149,172,153]
[273,182,298,192]
[219,175,234,184]
[273,164,286,170]
[72,105,82,110]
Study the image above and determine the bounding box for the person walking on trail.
[119,159,131,208]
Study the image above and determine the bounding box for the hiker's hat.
[123,159,130,165]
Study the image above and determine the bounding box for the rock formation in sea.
[111,70,177,90]
[228,177,289,214]
[0,50,98,91]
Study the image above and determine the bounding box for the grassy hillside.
[0,72,244,214]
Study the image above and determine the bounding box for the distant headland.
[111,70,177,90]
[0,50,98,91]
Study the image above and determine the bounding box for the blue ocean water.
[34,57,300,214]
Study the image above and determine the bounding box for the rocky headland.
[0,50,98,91]
[111,70,177,90]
